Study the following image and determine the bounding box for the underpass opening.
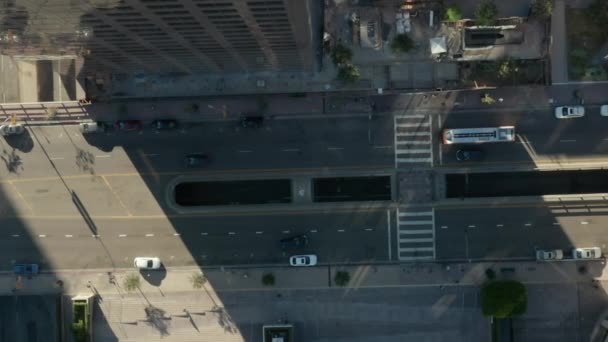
[174,179,292,206]
[446,170,608,198]
[312,176,392,202]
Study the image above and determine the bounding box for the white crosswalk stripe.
[394,115,433,168]
[396,207,435,261]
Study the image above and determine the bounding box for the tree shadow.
[0,148,23,173]
[209,305,238,334]
[143,305,171,337]
[2,129,34,153]
[75,148,96,174]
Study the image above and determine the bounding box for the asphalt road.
[435,202,608,260]
[438,106,608,167]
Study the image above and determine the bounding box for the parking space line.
[387,209,392,260]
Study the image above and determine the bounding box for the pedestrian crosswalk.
[396,207,435,261]
[394,115,433,168]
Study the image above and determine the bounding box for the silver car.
[555,106,585,119]
[536,249,563,261]
[572,247,602,259]
[134,257,161,270]
[0,123,25,136]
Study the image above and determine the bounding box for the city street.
[437,105,608,168]
[435,202,608,260]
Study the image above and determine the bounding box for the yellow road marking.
[101,175,132,217]
[7,181,34,214]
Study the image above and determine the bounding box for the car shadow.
[2,128,34,153]
[139,264,167,287]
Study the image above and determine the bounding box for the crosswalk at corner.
[394,115,433,169]
[396,207,435,261]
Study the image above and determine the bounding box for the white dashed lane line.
[50,157,65,160]
[327,147,344,151]
[96,155,111,158]
[238,150,253,153]
[282,148,300,152]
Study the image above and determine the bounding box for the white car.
[555,106,585,119]
[536,249,563,261]
[289,254,317,267]
[572,247,602,260]
[79,122,104,133]
[134,257,161,270]
[601,105,608,117]
[0,123,25,136]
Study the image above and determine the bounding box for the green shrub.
[481,280,527,318]
[390,34,414,54]
[531,0,553,20]
[474,0,498,26]
[190,273,207,289]
[123,273,140,292]
[336,64,361,84]
[334,271,350,287]
[331,44,352,65]
[445,5,462,21]
[262,273,275,286]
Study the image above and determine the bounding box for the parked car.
[115,120,143,131]
[79,121,106,133]
[240,115,264,128]
[600,105,608,117]
[134,257,161,270]
[289,254,317,267]
[280,234,309,249]
[572,247,602,259]
[536,249,564,261]
[0,123,25,136]
[13,263,39,275]
[555,106,585,119]
[152,119,178,130]
[184,153,211,168]
[456,149,484,162]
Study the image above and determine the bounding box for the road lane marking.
[581,221,589,225]
[65,234,73,238]
[95,155,111,158]
[228,232,235,235]
[173,233,180,236]
[119,234,127,237]
[39,234,46,238]
[467,225,476,228]
[101,176,133,217]
[7,181,34,214]
[50,157,65,160]
[559,139,576,143]
[337,229,345,232]
[387,209,392,260]
[92,234,99,238]
[282,230,290,234]
[201,232,208,236]
[11,234,19,238]
[255,231,263,234]
[440,225,448,229]
[310,229,317,233]
[143,153,159,157]
[553,222,560,225]
[238,150,253,153]
[496,224,504,228]
[282,148,300,152]
[365,228,373,231]
[327,147,344,150]
[524,223,532,227]
[145,233,154,237]
[374,145,392,149]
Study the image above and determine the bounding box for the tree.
[445,5,462,21]
[123,273,141,292]
[474,0,498,26]
[331,44,352,66]
[262,273,275,286]
[481,281,527,318]
[334,271,350,287]
[390,34,414,54]
[190,273,207,289]
[336,64,361,84]
[481,93,496,104]
[531,0,553,21]
[498,59,519,80]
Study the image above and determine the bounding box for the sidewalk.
[1,84,607,125]
[4,260,607,297]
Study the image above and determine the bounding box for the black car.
[456,149,484,161]
[240,115,264,128]
[280,234,309,249]
[153,119,178,130]
[184,153,211,168]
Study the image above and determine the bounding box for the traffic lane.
[0,119,394,180]
[0,209,390,268]
[435,204,608,260]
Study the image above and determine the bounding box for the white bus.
[442,126,515,144]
